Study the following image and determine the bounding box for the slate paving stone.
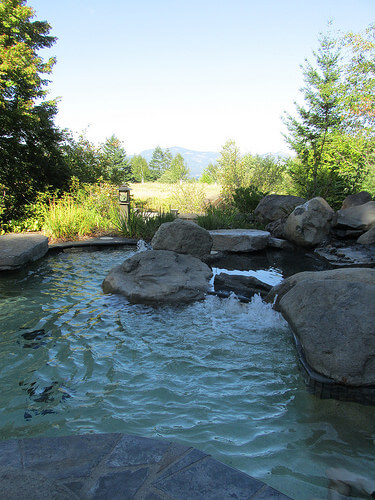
[154,456,268,500]
[0,433,292,499]
[106,434,172,468]
[0,439,22,467]
[22,433,121,479]
[90,467,149,500]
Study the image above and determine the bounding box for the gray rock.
[214,273,272,299]
[265,217,287,238]
[254,194,306,224]
[341,191,372,209]
[314,245,375,267]
[102,250,212,305]
[278,277,375,386]
[357,225,375,245]
[0,233,49,271]
[151,219,212,258]
[267,267,375,309]
[335,201,375,231]
[209,229,270,252]
[284,197,334,247]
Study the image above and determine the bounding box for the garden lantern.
[118,184,131,220]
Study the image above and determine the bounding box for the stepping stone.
[0,233,48,271]
[209,229,270,252]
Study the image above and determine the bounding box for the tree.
[217,140,247,195]
[62,131,103,184]
[241,153,290,193]
[130,154,150,183]
[160,153,190,183]
[100,134,132,184]
[200,162,219,184]
[0,0,69,222]
[283,30,344,199]
[148,146,172,180]
[342,24,375,133]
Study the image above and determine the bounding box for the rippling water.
[0,248,374,499]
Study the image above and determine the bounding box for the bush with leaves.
[231,186,268,213]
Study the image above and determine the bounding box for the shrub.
[231,186,268,213]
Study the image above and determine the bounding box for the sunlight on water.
[0,248,374,500]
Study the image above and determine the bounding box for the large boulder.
[254,195,306,224]
[341,191,372,210]
[357,225,375,245]
[0,233,49,271]
[267,267,375,309]
[209,229,270,252]
[102,250,212,305]
[151,219,212,258]
[278,271,375,386]
[335,201,375,231]
[284,197,334,247]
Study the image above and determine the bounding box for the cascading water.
[0,247,374,500]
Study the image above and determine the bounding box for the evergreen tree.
[100,134,132,184]
[148,146,172,180]
[0,0,69,222]
[283,31,344,198]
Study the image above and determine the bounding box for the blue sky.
[31,0,374,156]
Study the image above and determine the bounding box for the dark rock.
[341,191,372,209]
[254,194,306,224]
[335,201,375,231]
[214,273,272,299]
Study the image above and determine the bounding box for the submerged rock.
[270,268,375,387]
[102,250,212,305]
[151,219,212,258]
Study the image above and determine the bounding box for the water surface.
[0,248,374,499]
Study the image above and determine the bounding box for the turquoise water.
[0,248,374,499]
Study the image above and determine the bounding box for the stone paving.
[0,433,291,499]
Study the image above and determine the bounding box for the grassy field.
[129,182,222,213]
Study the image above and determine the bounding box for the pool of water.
[0,248,374,499]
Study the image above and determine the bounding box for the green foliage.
[200,162,219,184]
[283,30,344,198]
[241,154,291,193]
[196,202,259,230]
[232,186,268,213]
[0,0,70,223]
[112,204,176,240]
[130,155,151,183]
[100,135,132,184]
[160,153,190,183]
[168,182,206,213]
[217,140,247,195]
[42,182,118,239]
[148,146,172,180]
[62,131,103,183]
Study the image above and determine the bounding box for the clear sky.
[30,0,374,156]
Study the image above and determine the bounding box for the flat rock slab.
[209,229,270,252]
[0,433,291,499]
[315,245,375,267]
[0,233,48,271]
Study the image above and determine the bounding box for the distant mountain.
[137,147,220,178]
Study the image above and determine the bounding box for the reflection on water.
[0,248,374,500]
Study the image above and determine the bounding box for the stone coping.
[0,433,291,499]
[48,236,138,252]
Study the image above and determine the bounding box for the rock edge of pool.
[0,432,291,499]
